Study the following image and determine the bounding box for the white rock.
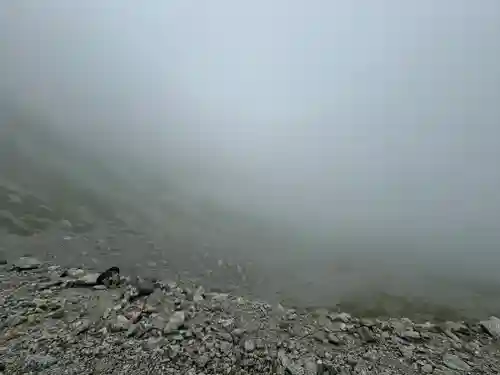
[480,316,500,339]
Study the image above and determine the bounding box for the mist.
[2,1,500,313]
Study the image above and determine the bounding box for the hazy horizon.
[2,1,500,289]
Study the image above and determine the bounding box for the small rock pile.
[1,257,500,374]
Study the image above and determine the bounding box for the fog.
[2,1,500,312]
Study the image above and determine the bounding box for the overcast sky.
[2,1,500,244]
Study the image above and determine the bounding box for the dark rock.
[136,277,155,296]
[97,266,120,287]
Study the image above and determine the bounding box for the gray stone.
[126,324,139,337]
[232,328,246,338]
[243,339,255,352]
[74,273,100,286]
[13,257,41,270]
[442,353,471,371]
[303,359,318,374]
[278,350,304,375]
[49,308,65,319]
[330,312,351,323]
[358,326,376,343]
[193,286,205,302]
[391,320,408,333]
[73,319,92,335]
[360,318,375,327]
[443,329,460,342]
[135,277,155,296]
[65,268,85,278]
[8,314,27,327]
[443,321,468,333]
[330,322,347,332]
[145,337,165,351]
[313,331,327,343]
[24,355,57,370]
[197,355,210,367]
[164,311,186,334]
[400,330,421,341]
[328,333,342,345]
[480,316,500,338]
[110,315,131,332]
[421,363,433,373]
[399,346,414,359]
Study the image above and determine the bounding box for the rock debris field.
[1,257,500,374]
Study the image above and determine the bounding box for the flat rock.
[13,257,41,270]
[74,273,100,286]
[480,316,500,338]
[400,330,421,341]
[330,322,347,332]
[443,353,471,371]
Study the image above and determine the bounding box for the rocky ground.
[1,257,500,374]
